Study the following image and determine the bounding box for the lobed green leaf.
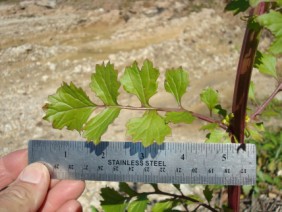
[164,68,189,106]
[165,111,195,124]
[100,187,127,212]
[126,110,171,147]
[269,37,282,55]
[120,59,159,107]
[152,200,176,212]
[83,108,121,144]
[257,10,282,55]
[200,87,219,115]
[200,123,219,131]
[90,62,120,105]
[43,82,96,132]
[254,51,277,79]
[127,196,148,212]
[206,129,231,143]
[257,10,282,37]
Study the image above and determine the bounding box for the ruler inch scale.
[28,140,257,185]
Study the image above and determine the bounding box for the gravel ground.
[0,0,280,211]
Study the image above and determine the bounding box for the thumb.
[0,163,50,212]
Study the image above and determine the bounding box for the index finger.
[0,149,28,190]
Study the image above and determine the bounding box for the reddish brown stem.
[251,82,282,120]
[228,3,268,211]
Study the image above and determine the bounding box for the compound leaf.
[164,68,189,106]
[126,110,171,147]
[200,87,219,114]
[165,111,195,124]
[90,62,120,105]
[43,82,96,131]
[120,60,159,107]
[83,108,120,144]
[225,0,250,15]
[254,51,277,79]
[100,187,127,212]
[128,196,148,212]
[257,10,282,55]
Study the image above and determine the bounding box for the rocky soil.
[0,0,280,211]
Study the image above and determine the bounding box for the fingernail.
[19,163,45,184]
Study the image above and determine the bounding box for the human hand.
[0,149,85,212]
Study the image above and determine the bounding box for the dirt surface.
[0,0,279,211]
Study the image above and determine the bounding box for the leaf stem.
[251,82,282,120]
[96,104,228,130]
[143,191,218,212]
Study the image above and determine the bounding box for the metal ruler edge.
[28,140,257,185]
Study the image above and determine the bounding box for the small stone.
[19,0,35,9]
[268,192,277,199]
[36,0,57,9]
[46,62,56,71]
[41,75,49,82]
[143,8,158,17]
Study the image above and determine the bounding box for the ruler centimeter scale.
[28,140,257,185]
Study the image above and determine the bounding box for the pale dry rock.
[0,0,280,211]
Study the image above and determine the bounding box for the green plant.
[246,130,282,194]
[43,1,282,211]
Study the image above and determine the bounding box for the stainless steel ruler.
[28,140,256,185]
